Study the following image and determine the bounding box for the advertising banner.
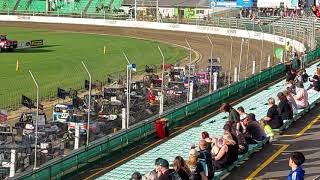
[236,0,254,8]
[30,39,44,47]
[209,0,253,8]
[209,0,237,8]
[257,0,298,8]
[275,48,284,59]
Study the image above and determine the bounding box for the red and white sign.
[0,109,8,123]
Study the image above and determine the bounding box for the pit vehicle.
[208,58,224,77]
[167,81,186,96]
[52,104,74,123]
[196,72,209,86]
[0,35,17,52]
[66,114,102,135]
[169,67,185,81]
[183,75,200,89]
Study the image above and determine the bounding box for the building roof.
[122,0,210,8]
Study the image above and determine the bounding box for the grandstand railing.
[13,44,320,180]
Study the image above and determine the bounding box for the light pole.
[207,35,213,93]
[123,52,131,129]
[227,33,233,85]
[245,27,250,79]
[258,25,264,72]
[156,0,159,22]
[29,70,39,170]
[238,38,244,81]
[134,0,137,21]
[273,25,275,65]
[185,39,192,103]
[158,46,165,116]
[123,52,136,128]
[81,61,91,146]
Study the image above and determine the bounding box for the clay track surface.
[2,21,278,78]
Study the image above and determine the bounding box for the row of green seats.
[87,0,112,15]
[16,0,30,11]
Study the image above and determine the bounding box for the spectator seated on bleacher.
[307,75,320,92]
[143,170,157,180]
[259,120,274,141]
[242,113,266,144]
[264,98,283,129]
[237,106,248,133]
[283,90,298,114]
[198,140,214,179]
[277,92,293,122]
[131,172,142,180]
[186,149,207,180]
[295,69,303,84]
[223,123,248,155]
[201,131,212,152]
[286,68,296,83]
[156,158,178,180]
[237,106,247,122]
[301,69,309,83]
[172,156,190,180]
[292,82,309,109]
[148,157,163,179]
[287,80,296,95]
[211,133,238,171]
[219,103,241,131]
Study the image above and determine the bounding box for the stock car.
[53,104,74,123]
[0,35,17,52]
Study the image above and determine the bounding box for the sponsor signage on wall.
[209,0,253,8]
[257,0,298,8]
[209,0,237,8]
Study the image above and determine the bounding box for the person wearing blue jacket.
[288,152,305,180]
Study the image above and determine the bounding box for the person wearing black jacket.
[307,75,320,91]
[198,139,214,180]
[286,68,296,82]
[243,113,266,144]
[277,92,293,120]
[264,97,283,129]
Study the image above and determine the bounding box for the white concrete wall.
[0,15,306,52]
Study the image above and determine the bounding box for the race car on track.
[0,35,17,52]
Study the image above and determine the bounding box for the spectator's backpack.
[199,150,214,178]
[169,171,182,180]
[189,165,202,180]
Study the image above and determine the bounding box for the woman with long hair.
[212,133,238,171]
[173,156,190,180]
[186,149,208,180]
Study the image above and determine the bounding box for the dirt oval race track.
[1,21,279,78]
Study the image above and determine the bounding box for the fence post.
[252,60,256,75]
[233,67,238,83]
[267,55,271,68]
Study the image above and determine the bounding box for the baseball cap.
[157,158,169,168]
[189,149,200,157]
[155,157,163,166]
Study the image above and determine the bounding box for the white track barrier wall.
[0,15,306,52]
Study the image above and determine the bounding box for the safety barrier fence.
[13,46,320,180]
